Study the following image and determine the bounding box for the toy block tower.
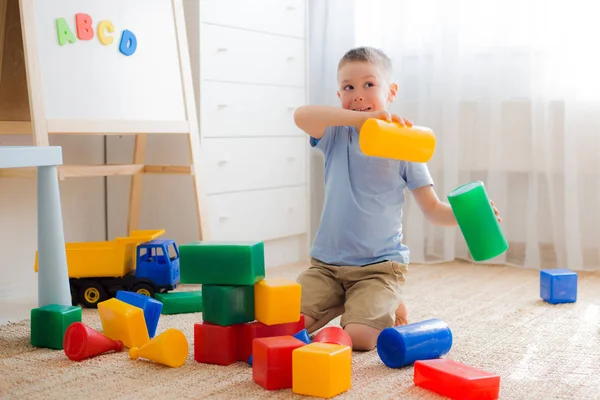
[181,240,307,365]
[181,241,265,365]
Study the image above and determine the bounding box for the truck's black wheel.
[79,282,107,308]
[132,282,155,298]
[70,286,79,306]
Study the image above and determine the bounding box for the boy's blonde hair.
[338,46,393,81]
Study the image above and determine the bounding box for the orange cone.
[63,322,124,361]
[129,328,188,368]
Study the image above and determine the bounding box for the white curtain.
[308,0,600,271]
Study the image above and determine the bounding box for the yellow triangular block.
[129,328,188,368]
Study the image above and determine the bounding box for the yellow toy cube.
[292,342,352,398]
[254,278,301,325]
[98,298,150,349]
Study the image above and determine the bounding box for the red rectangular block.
[194,322,240,366]
[238,314,305,361]
[253,336,306,390]
[414,359,500,400]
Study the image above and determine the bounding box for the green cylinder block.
[447,181,508,262]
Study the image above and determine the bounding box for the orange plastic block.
[255,278,301,325]
[98,298,149,349]
[130,328,188,368]
[414,359,501,400]
[292,342,352,398]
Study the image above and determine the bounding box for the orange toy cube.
[254,278,301,325]
[292,342,352,398]
[98,298,149,349]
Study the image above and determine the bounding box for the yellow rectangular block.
[254,278,301,325]
[292,342,352,398]
[98,298,150,349]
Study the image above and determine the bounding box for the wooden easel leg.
[187,132,210,241]
[0,0,8,85]
[127,134,147,234]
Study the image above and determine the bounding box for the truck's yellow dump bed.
[35,230,165,279]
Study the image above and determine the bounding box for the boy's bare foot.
[394,302,408,326]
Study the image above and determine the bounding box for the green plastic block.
[202,284,255,326]
[448,181,508,261]
[30,304,82,350]
[155,290,203,315]
[179,241,266,285]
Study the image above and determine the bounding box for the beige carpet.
[1,261,600,399]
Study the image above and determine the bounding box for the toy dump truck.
[34,229,180,308]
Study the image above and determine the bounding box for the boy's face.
[337,61,398,112]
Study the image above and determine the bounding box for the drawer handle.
[218,153,231,166]
[287,105,296,111]
[287,156,296,162]
[217,104,228,109]
[219,215,231,222]
[286,56,295,61]
[217,47,228,53]
[286,5,296,10]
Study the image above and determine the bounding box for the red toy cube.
[194,322,240,366]
[253,336,306,390]
[238,314,305,361]
[414,358,501,400]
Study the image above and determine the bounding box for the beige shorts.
[296,257,408,331]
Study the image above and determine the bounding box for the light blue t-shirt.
[310,125,434,266]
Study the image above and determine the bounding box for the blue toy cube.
[115,290,163,338]
[540,269,577,304]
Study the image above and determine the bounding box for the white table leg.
[37,165,71,307]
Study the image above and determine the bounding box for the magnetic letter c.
[98,20,114,45]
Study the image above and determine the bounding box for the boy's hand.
[359,110,413,130]
[491,201,502,223]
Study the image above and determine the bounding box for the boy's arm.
[412,186,458,226]
[293,105,402,138]
[412,185,502,226]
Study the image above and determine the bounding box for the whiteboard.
[32,0,187,122]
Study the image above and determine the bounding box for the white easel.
[0,0,209,240]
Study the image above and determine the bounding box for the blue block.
[376,318,453,368]
[116,290,163,338]
[248,355,253,366]
[293,329,311,344]
[540,269,577,304]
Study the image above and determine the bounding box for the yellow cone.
[129,328,188,368]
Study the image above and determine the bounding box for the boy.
[294,47,500,351]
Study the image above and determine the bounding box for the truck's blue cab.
[136,239,181,290]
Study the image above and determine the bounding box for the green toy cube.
[179,241,266,285]
[202,284,255,326]
[155,290,203,315]
[30,304,82,350]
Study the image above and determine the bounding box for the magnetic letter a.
[76,13,94,40]
[56,17,77,46]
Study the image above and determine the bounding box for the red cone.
[313,326,353,348]
[63,322,124,361]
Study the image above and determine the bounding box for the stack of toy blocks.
[181,241,303,363]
